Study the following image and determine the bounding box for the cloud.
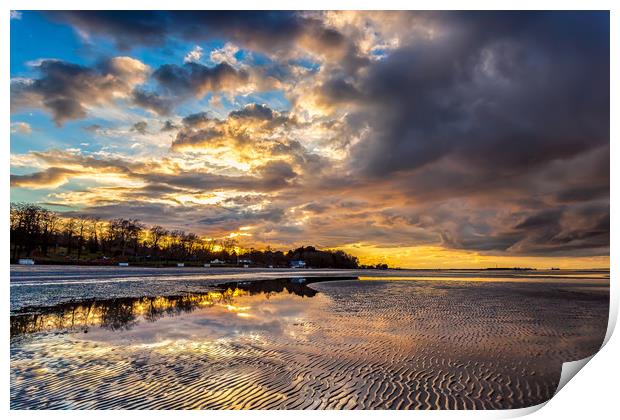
[343,12,609,180]
[11,167,78,189]
[209,42,239,65]
[161,120,179,132]
[82,124,102,132]
[10,148,298,195]
[229,103,275,120]
[507,205,609,256]
[153,61,250,98]
[47,11,379,89]
[11,57,150,125]
[184,45,204,63]
[49,11,357,59]
[255,160,297,188]
[10,11,610,260]
[165,103,325,182]
[130,89,172,115]
[131,121,148,135]
[48,11,171,50]
[10,122,32,134]
[171,104,292,151]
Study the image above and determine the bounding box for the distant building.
[290,260,306,268]
[18,258,35,265]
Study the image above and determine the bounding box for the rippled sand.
[10,274,608,409]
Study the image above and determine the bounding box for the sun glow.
[338,244,610,270]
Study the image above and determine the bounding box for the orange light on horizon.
[336,244,610,270]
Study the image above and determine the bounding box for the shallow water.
[10,272,609,410]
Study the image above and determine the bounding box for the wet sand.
[10,269,609,409]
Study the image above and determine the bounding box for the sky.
[10,11,610,268]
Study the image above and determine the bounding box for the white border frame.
[3,2,617,419]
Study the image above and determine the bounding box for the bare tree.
[149,225,168,250]
[75,216,89,260]
[108,218,144,257]
[62,218,77,257]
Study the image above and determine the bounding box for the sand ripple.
[11,278,608,409]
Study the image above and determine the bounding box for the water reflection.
[10,277,354,337]
[11,277,609,409]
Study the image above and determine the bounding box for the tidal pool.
[10,275,608,409]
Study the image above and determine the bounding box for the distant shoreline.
[10,262,610,272]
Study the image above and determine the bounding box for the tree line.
[10,202,361,268]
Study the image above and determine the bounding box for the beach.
[10,267,609,409]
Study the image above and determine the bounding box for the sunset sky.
[10,11,609,268]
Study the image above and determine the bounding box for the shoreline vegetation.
[10,202,368,269]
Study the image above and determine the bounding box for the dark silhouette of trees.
[11,203,47,260]
[149,225,168,251]
[107,218,144,257]
[9,202,361,268]
[286,246,359,269]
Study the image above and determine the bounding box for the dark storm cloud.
[61,199,284,235]
[131,121,148,135]
[63,202,214,229]
[47,11,332,48]
[318,77,362,105]
[300,203,328,214]
[160,120,179,132]
[48,11,359,61]
[11,57,148,125]
[131,89,172,115]
[198,206,285,226]
[514,209,563,231]
[49,11,296,48]
[394,195,610,256]
[345,11,609,179]
[508,205,610,255]
[48,11,170,49]
[256,160,297,186]
[139,165,295,193]
[181,111,212,127]
[555,186,609,203]
[172,127,224,150]
[152,62,249,97]
[229,103,275,120]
